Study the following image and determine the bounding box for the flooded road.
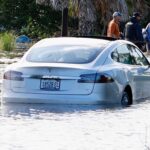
[0,64,7,93]
[0,63,150,150]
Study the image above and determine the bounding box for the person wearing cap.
[124,12,144,49]
[107,12,122,39]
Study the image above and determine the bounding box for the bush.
[0,32,16,51]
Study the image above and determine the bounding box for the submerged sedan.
[1,37,150,106]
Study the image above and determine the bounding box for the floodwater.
[0,63,150,150]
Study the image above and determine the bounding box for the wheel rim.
[121,93,129,106]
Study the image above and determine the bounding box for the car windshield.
[26,45,104,64]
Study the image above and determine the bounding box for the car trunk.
[10,64,96,95]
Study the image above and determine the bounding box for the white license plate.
[40,79,60,91]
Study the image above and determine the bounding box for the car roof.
[31,37,111,49]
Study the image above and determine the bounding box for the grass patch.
[0,32,16,51]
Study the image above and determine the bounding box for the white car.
[1,37,150,106]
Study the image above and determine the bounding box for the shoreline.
[0,50,25,64]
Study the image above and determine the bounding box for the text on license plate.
[40,79,60,91]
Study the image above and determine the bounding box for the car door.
[129,45,150,99]
[113,44,143,99]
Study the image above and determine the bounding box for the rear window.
[26,45,103,64]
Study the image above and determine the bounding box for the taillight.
[78,73,96,83]
[96,74,114,83]
[78,73,114,83]
[3,71,24,81]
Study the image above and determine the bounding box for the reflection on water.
[0,102,150,150]
[0,103,121,118]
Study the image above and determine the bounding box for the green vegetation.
[0,32,16,51]
[0,0,150,40]
[0,0,62,38]
[125,0,133,16]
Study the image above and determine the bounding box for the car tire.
[121,91,131,107]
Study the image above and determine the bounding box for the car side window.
[129,45,149,66]
[111,44,135,65]
[111,50,119,62]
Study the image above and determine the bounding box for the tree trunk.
[78,0,97,36]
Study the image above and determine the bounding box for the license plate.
[40,79,60,91]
